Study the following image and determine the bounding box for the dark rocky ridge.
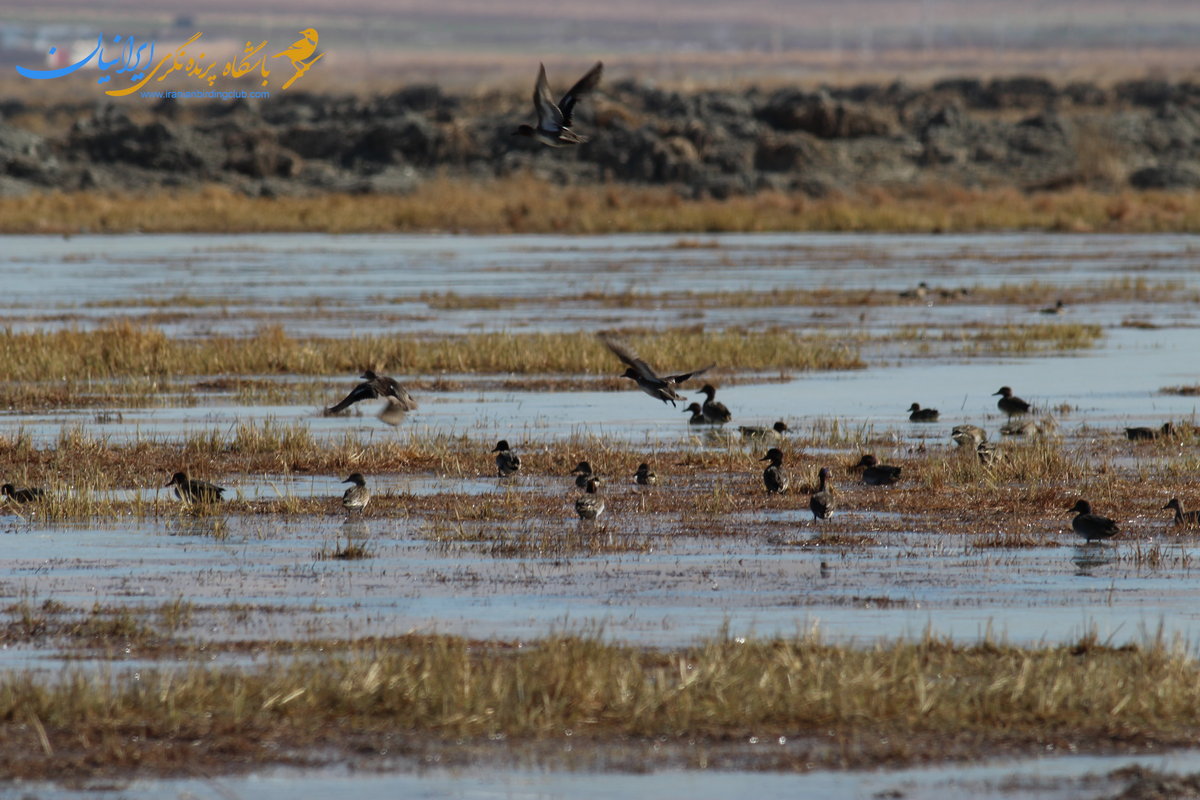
[2,76,1199,199]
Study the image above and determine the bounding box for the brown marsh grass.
[4,180,1200,234]
[0,323,863,383]
[3,630,1200,778]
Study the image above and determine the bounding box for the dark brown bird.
[326,370,416,415]
[575,477,605,520]
[1,483,44,503]
[571,461,594,488]
[601,334,712,406]
[1126,422,1173,441]
[907,403,939,422]
[850,454,901,486]
[698,384,732,424]
[994,386,1031,417]
[165,472,225,503]
[1163,498,1200,527]
[810,467,834,520]
[341,473,370,512]
[760,448,789,494]
[493,440,522,477]
[513,62,603,147]
[634,463,657,486]
[1068,499,1118,542]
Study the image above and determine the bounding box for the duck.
[634,463,657,486]
[1126,422,1173,441]
[994,386,1031,417]
[341,473,370,512]
[513,61,603,147]
[1163,498,1200,527]
[165,472,226,503]
[1,483,44,503]
[683,402,711,425]
[907,402,939,422]
[1039,299,1065,315]
[760,448,789,494]
[976,441,1001,466]
[571,461,594,488]
[951,424,987,449]
[575,477,605,520]
[898,282,929,300]
[698,384,732,424]
[492,440,522,477]
[326,370,417,415]
[600,334,712,406]
[740,420,788,440]
[850,454,901,486]
[1068,499,1119,542]
[810,467,834,520]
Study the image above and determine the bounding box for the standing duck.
[994,386,1031,417]
[634,463,657,486]
[165,472,226,503]
[951,424,987,449]
[683,403,711,425]
[1163,498,1200,527]
[492,440,522,477]
[760,448,789,494]
[810,467,834,520]
[571,461,594,488]
[1126,423,1173,441]
[1068,500,1118,542]
[575,477,605,520]
[341,473,371,512]
[698,384,732,424]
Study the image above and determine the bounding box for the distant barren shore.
[3,74,1200,233]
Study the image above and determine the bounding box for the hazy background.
[2,0,1197,99]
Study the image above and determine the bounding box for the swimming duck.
[341,473,370,512]
[492,440,522,477]
[601,334,712,406]
[513,61,603,147]
[1125,422,1173,441]
[898,282,929,300]
[634,463,657,486]
[810,467,834,520]
[740,421,788,440]
[994,386,1031,417]
[907,403,939,422]
[760,448,789,494]
[1163,498,1200,527]
[1068,499,1118,542]
[327,370,417,415]
[683,402,711,425]
[1039,299,1065,315]
[951,424,987,449]
[850,454,901,486]
[575,477,605,520]
[698,384,732,424]
[165,472,226,503]
[1,484,44,503]
[571,461,594,488]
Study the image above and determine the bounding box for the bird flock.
[0,63,1182,546]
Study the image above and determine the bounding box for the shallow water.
[4,232,1200,792]
[7,750,1200,800]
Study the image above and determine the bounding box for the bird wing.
[558,61,603,126]
[533,63,564,130]
[327,380,380,413]
[600,335,661,381]
[664,363,714,385]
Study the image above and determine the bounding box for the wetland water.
[3,232,1200,796]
